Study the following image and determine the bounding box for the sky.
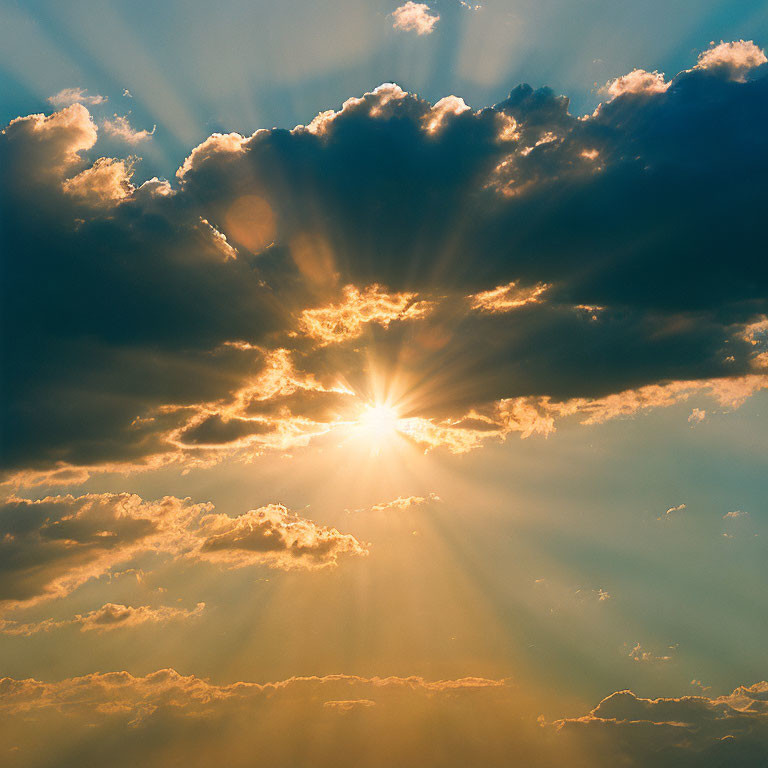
[1,1,768,766]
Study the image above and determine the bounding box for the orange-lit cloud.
[297,285,434,346]
[0,493,365,608]
[0,602,205,636]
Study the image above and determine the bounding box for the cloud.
[0,494,365,608]
[663,503,687,517]
[0,602,205,636]
[48,88,106,107]
[323,699,377,712]
[604,69,669,98]
[552,681,768,767]
[695,40,767,81]
[1,669,766,767]
[3,42,768,482]
[370,493,440,512]
[391,2,439,35]
[628,642,673,663]
[102,115,156,144]
[195,503,368,570]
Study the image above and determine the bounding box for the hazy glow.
[357,403,402,441]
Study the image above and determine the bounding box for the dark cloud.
[2,43,768,480]
[553,681,768,767]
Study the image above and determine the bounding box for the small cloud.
[323,699,376,712]
[596,588,612,601]
[628,642,673,664]
[48,87,107,107]
[370,492,440,512]
[660,503,686,519]
[724,510,748,519]
[102,115,155,144]
[691,679,711,692]
[688,408,706,424]
[392,2,439,35]
[123,89,133,98]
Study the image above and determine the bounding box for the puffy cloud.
[102,115,156,144]
[604,69,669,98]
[195,504,368,570]
[3,42,768,483]
[391,2,439,35]
[0,602,205,636]
[0,493,365,608]
[695,40,767,81]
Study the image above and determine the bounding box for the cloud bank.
[2,42,768,485]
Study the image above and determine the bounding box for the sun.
[358,403,401,439]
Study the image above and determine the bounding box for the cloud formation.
[391,2,439,35]
[2,42,768,484]
[0,668,765,768]
[102,115,156,144]
[0,601,205,636]
[553,681,768,767]
[0,494,365,608]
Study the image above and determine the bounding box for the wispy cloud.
[48,87,106,107]
[102,115,155,143]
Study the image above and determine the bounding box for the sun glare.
[358,403,401,439]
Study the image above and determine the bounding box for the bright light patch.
[358,404,401,439]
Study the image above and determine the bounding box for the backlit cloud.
[2,42,768,485]
[48,87,107,107]
[102,115,156,143]
[0,602,205,636]
[0,494,365,608]
[392,2,439,35]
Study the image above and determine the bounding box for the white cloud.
[102,115,155,144]
[392,2,439,35]
[48,87,106,107]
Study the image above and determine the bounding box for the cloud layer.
[0,669,765,768]
[2,42,768,484]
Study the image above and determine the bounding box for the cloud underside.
[0,669,765,768]
[0,493,366,608]
[2,42,768,485]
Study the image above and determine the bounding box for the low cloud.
[552,681,768,767]
[370,493,440,512]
